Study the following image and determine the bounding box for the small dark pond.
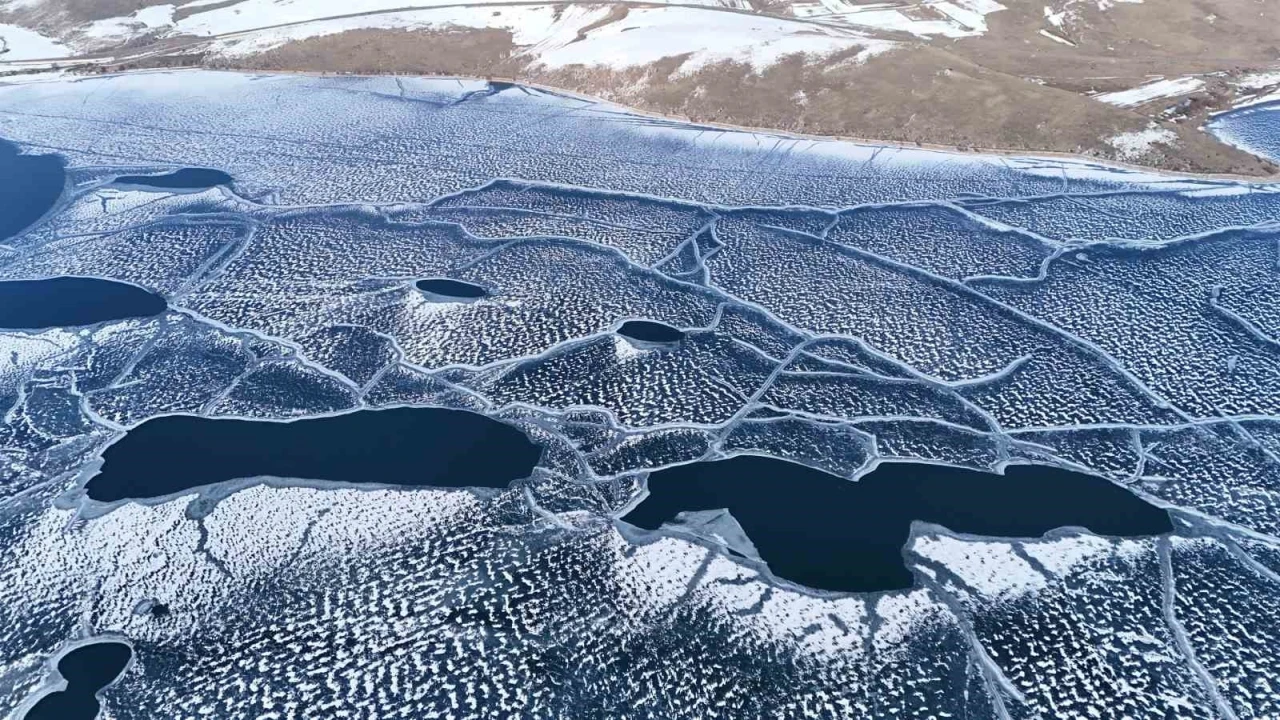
[0,277,167,330]
[617,319,685,344]
[623,456,1172,592]
[416,278,488,300]
[113,168,232,190]
[25,640,132,720]
[87,407,542,502]
[1,138,65,242]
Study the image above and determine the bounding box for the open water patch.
[86,407,542,502]
[416,277,488,301]
[0,277,167,330]
[113,168,232,190]
[623,456,1173,593]
[24,640,132,720]
[616,319,685,344]
[1,138,64,242]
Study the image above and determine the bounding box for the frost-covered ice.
[1,70,1280,718]
[1207,99,1280,164]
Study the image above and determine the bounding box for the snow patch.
[1096,76,1204,108]
[532,7,888,73]
[1106,124,1177,161]
[1021,534,1115,577]
[205,3,892,76]
[82,5,176,46]
[911,534,1047,599]
[0,23,69,61]
[1038,28,1075,46]
[790,0,1004,38]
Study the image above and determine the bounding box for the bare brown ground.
[220,27,523,77]
[201,27,1276,177]
[955,0,1280,87]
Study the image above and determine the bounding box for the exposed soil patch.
[217,27,522,77]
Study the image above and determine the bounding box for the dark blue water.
[416,278,488,299]
[0,138,65,242]
[624,457,1172,592]
[617,319,685,343]
[86,407,542,502]
[113,168,232,190]
[24,640,132,720]
[1207,100,1280,163]
[0,277,167,329]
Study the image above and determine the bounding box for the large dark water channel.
[113,168,232,190]
[86,407,542,502]
[0,277,167,329]
[624,456,1172,592]
[24,640,132,720]
[1,138,64,242]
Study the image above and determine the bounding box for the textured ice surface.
[1208,100,1280,164]
[1,70,1279,718]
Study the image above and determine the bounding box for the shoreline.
[3,63,1278,184]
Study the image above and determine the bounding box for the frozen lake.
[0,71,1278,720]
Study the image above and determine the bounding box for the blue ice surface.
[1208,99,1280,164]
[0,68,1277,526]
[0,70,1277,532]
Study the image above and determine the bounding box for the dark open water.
[624,456,1172,592]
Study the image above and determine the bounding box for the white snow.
[1235,70,1280,90]
[0,23,69,61]
[83,5,177,44]
[1096,76,1204,108]
[533,7,885,72]
[614,536,710,613]
[1020,534,1116,577]
[1044,0,1141,32]
[136,4,177,26]
[1038,28,1075,45]
[179,0,241,8]
[873,589,954,656]
[911,534,1048,599]
[206,3,890,75]
[208,6,566,56]
[613,335,650,361]
[1107,123,1177,161]
[176,0,461,36]
[790,0,1004,38]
